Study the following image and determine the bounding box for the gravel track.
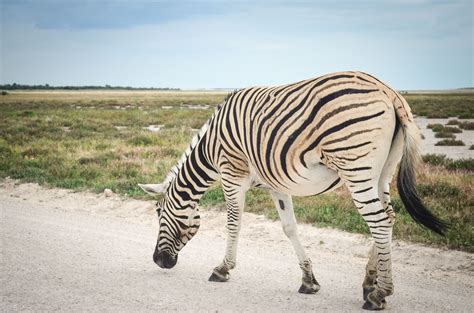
[1,180,472,312]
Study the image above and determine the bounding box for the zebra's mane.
[161,90,240,190]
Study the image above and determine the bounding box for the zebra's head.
[139,183,201,269]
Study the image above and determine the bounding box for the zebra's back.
[215,71,402,195]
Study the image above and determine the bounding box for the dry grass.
[1,90,473,251]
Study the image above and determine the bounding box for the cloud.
[1,0,234,30]
[1,0,472,89]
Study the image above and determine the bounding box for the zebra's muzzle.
[153,250,178,269]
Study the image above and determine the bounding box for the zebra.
[139,71,447,310]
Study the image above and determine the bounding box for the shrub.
[128,135,154,146]
[434,131,455,139]
[459,121,474,130]
[418,182,462,198]
[446,119,460,125]
[446,159,474,171]
[435,139,465,146]
[422,154,447,166]
[422,154,474,171]
[443,126,462,133]
[427,123,444,132]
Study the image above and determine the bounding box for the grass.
[435,139,465,146]
[404,93,474,118]
[434,132,455,139]
[447,119,474,130]
[422,154,474,170]
[427,124,462,134]
[1,91,473,252]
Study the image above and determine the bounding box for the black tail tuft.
[397,156,449,236]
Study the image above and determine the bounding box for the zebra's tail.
[395,97,448,236]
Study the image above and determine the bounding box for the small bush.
[435,139,465,146]
[470,145,474,150]
[128,135,154,146]
[446,159,474,171]
[459,121,474,130]
[443,126,462,133]
[446,119,460,125]
[422,154,447,166]
[1,91,8,96]
[434,131,455,139]
[427,123,444,132]
[422,154,474,171]
[418,182,462,198]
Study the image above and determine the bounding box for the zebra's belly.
[284,163,341,196]
[251,163,341,197]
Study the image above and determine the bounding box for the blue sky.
[1,0,472,89]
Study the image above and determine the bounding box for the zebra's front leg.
[270,190,320,294]
[362,244,378,301]
[209,183,247,282]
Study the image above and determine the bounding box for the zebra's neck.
[161,103,222,189]
[166,130,219,206]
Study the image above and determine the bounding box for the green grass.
[434,132,455,139]
[1,91,473,252]
[422,154,474,171]
[447,119,474,130]
[435,139,465,146]
[404,93,474,118]
[427,123,462,134]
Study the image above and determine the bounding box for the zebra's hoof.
[208,271,230,282]
[362,292,386,310]
[362,300,386,310]
[298,283,320,294]
[363,286,375,301]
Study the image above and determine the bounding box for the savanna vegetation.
[0,91,473,251]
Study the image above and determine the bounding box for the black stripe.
[323,141,372,154]
[301,110,385,165]
[314,100,380,130]
[362,209,385,217]
[282,88,378,178]
[323,128,380,146]
[366,216,390,224]
[315,177,341,195]
[347,178,371,183]
[354,186,373,194]
[335,165,372,172]
[354,198,380,205]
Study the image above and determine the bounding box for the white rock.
[104,189,114,197]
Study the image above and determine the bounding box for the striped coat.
[140,71,446,311]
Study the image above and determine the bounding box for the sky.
[1,0,472,89]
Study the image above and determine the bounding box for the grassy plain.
[0,91,473,251]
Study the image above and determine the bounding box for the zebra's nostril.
[154,251,177,269]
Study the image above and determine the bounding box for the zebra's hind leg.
[349,184,394,310]
[209,180,248,282]
[363,182,396,301]
[269,190,320,294]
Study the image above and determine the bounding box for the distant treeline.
[0,83,180,91]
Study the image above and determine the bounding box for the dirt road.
[1,180,473,312]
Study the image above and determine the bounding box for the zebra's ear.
[138,183,166,195]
